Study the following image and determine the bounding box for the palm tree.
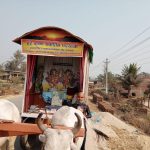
[121,63,141,97]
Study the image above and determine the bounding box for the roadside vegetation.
[90,63,150,135]
[0,50,26,96]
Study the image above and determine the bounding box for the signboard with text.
[21,39,84,57]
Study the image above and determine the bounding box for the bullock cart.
[0,26,93,149]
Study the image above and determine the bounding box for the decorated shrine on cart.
[0,26,93,137]
[13,26,93,118]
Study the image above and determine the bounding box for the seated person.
[72,92,92,118]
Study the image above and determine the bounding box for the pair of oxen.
[0,100,108,150]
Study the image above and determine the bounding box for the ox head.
[37,113,82,150]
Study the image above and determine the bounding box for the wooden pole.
[0,122,84,137]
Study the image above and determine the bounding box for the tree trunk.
[128,85,133,98]
[128,89,131,98]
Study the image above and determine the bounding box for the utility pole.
[104,58,110,94]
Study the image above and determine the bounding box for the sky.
[1,0,150,78]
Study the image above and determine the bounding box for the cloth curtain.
[24,55,37,111]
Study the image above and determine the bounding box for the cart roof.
[13,26,93,62]
[13,26,93,50]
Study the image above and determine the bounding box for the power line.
[90,62,102,70]
[91,26,150,73]
[111,44,150,64]
[111,47,150,67]
[93,47,150,76]
[140,61,150,65]
[93,45,150,71]
[110,59,150,74]
[111,50,150,67]
[110,56,150,72]
[109,26,150,59]
[110,37,150,63]
[93,26,150,75]
[132,56,150,63]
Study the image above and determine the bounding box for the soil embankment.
[90,112,150,150]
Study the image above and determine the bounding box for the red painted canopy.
[13,26,93,62]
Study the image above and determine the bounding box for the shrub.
[119,104,133,113]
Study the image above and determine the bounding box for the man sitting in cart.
[72,91,92,118]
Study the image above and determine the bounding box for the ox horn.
[72,113,82,136]
[37,113,47,132]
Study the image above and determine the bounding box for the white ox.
[37,106,108,150]
[0,99,21,150]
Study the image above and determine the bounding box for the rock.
[98,101,114,114]
[93,93,103,103]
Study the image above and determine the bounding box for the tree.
[0,64,4,71]
[20,62,26,72]
[97,72,119,89]
[5,60,16,71]
[97,72,121,100]
[0,63,5,76]
[97,72,117,85]
[5,50,25,71]
[96,74,105,83]
[121,63,141,97]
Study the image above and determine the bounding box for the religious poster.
[34,56,80,105]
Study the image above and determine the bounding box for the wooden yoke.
[0,121,84,137]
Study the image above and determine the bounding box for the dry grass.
[89,88,150,136]
[121,113,150,135]
[0,82,24,96]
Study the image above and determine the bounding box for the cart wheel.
[19,118,43,150]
